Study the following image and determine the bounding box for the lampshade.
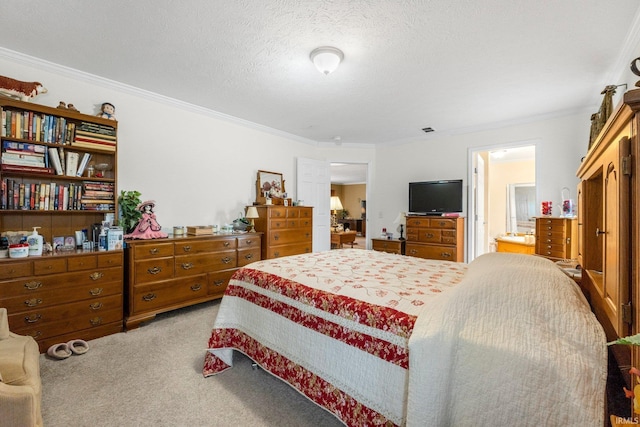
[330,196,343,211]
[310,47,344,75]
[245,206,259,219]
[393,212,406,224]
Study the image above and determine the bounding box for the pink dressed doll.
[124,200,168,239]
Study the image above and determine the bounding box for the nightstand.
[371,238,405,255]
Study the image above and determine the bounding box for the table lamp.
[393,212,406,240]
[245,206,259,233]
[330,196,343,229]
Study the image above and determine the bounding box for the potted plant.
[118,190,142,233]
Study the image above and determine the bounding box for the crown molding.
[0,47,319,146]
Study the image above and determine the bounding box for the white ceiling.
[1,1,639,147]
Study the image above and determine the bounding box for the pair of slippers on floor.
[47,339,89,359]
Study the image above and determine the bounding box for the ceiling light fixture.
[310,47,344,75]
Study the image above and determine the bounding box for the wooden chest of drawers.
[0,251,124,353]
[125,234,261,329]
[405,216,464,262]
[535,217,578,260]
[371,238,405,255]
[252,205,313,259]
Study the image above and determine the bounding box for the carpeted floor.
[39,300,343,427]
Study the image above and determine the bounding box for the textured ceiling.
[0,1,639,146]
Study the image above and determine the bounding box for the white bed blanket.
[407,253,607,426]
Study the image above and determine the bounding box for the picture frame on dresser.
[256,170,285,204]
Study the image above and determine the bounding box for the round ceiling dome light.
[310,47,344,75]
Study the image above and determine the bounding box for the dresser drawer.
[268,242,312,258]
[131,275,208,315]
[430,218,457,229]
[12,306,123,341]
[208,269,236,296]
[175,238,236,254]
[0,267,123,298]
[134,257,175,284]
[269,229,312,246]
[68,254,98,271]
[98,252,123,268]
[406,218,430,228]
[372,239,403,254]
[133,242,174,259]
[175,251,236,277]
[237,235,261,249]
[33,258,67,275]
[1,280,123,313]
[8,294,122,331]
[268,207,287,218]
[416,228,442,243]
[406,243,457,261]
[238,248,261,267]
[0,261,32,280]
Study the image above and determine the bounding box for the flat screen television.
[408,179,463,214]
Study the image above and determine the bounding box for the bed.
[203,250,606,426]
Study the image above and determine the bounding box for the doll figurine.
[97,102,116,120]
[123,200,168,239]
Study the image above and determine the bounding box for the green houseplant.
[118,190,142,233]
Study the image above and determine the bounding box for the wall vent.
[422,127,434,133]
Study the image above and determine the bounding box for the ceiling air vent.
[422,127,434,133]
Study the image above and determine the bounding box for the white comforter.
[407,253,607,426]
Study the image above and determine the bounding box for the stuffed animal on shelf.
[0,75,47,101]
[123,200,168,239]
[97,102,116,120]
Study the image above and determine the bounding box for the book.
[76,153,92,177]
[0,164,54,175]
[70,140,116,152]
[187,226,214,236]
[48,148,64,175]
[75,129,117,141]
[65,151,79,177]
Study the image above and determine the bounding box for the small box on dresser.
[124,233,261,329]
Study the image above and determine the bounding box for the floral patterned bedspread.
[203,249,467,426]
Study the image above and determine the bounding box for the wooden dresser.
[251,205,313,259]
[405,216,464,262]
[371,238,405,255]
[124,233,261,329]
[534,217,578,260]
[1,251,124,353]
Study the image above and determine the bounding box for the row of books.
[1,179,115,211]
[71,121,116,152]
[1,109,117,153]
[1,108,76,145]
[2,141,94,177]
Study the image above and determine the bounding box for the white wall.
[0,52,374,231]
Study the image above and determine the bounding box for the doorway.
[330,162,369,249]
[468,143,537,261]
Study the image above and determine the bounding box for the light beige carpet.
[40,300,343,426]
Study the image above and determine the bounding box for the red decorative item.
[541,201,552,216]
[123,200,168,239]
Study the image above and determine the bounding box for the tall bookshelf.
[1,98,118,242]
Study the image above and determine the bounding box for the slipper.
[67,339,89,355]
[47,343,72,359]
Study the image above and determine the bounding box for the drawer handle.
[24,281,42,291]
[244,253,253,260]
[181,262,194,270]
[148,266,162,275]
[89,302,103,310]
[24,314,42,324]
[245,240,252,245]
[191,283,202,292]
[89,288,103,296]
[150,248,159,254]
[274,252,280,258]
[441,252,452,258]
[274,234,279,241]
[24,298,43,307]
[305,233,310,238]
[142,293,157,301]
[213,280,224,286]
[409,249,417,255]
[223,242,230,247]
[426,233,434,238]
[438,222,446,227]
[29,331,42,339]
[90,272,104,281]
[182,245,191,252]
[222,257,232,264]
[90,317,103,326]
[596,228,606,236]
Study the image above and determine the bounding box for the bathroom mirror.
[506,183,536,234]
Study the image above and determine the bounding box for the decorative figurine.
[0,75,47,101]
[123,200,168,239]
[97,102,116,120]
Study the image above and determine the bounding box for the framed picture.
[53,236,64,250]
[256,170,287,204]
[64,236,76,248]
